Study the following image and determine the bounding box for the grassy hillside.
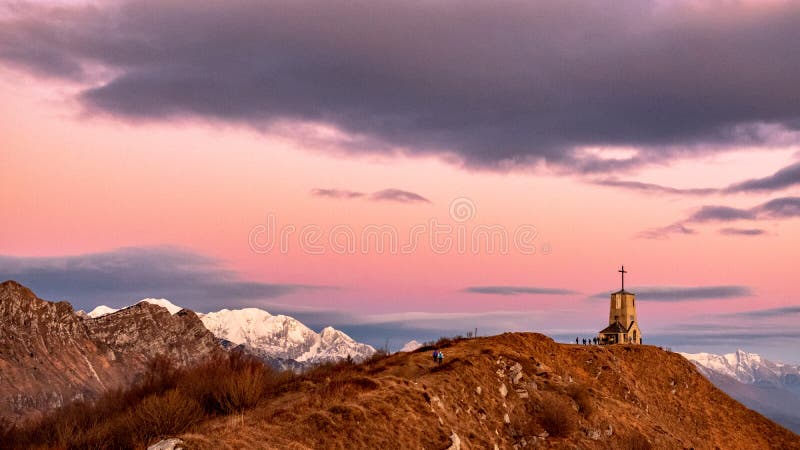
[4,333,799,449]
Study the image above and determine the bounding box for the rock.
[604,424,614,437]
[515,388,529,399]
[587,429,602,440]
[503,413,510,424]
[476,386,482,395]
[446,432,461,450]
[147,438,184,450]
[511,371,523,384]
[510,362,523,374]
[431,395,445,409]
[499,383,508,398]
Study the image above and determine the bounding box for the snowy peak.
[138,298,183,315]
[87,298,184,318]
[400,340,423,352]
[681,349,800,387]
[85,300,374,365]
[199,307,374,364]
[87,305,119,318]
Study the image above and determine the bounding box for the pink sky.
[2,59,799,357]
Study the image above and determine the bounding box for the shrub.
[537,392,578,437]
[620,431,653,450]
[567,384,593,416]
[132,389,204,440]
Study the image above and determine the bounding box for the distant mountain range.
[88,300,375,368]
[681,349,800,433]
[0,280,374,420]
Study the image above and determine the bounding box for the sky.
[1,0,800,360]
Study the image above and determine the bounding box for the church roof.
[599,321,628,334]
[611,289,634,295]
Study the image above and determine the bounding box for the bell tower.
[599,266,642,344]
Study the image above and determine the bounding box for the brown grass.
[537,391,578,437]
[3,351,287,449]
[567,383,594,416]
[619,430,654,450]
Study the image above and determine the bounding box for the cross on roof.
[618,265,627,290]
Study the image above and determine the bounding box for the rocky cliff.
[0,280,219,420]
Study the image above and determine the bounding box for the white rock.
[499,383,508,398]
[148,438,183,450]
[447,432,461,450]
[476,386,482,395]
[503,413,510,424]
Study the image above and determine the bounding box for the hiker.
[432,349,439,363]
[576,337,579,345]
[437,350,444,364]
[582,338,586,345]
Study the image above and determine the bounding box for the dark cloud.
[591,179,716,195]
[719,227,765,236]
[638,223,696,240]
[0,247,323,311]
[755,197,800,218]
[369,189,430,204]
[725,306,800,318]
[642,196,800,238]
[688,206,756,222]
[311,188,365,199]
[2,1,800,171]
[591,285,752,301]
[726,161,800,193]
[465,286,577,296]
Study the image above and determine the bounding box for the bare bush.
[567,384,593,416]
[133,389,204,440]
[538,392,578,437]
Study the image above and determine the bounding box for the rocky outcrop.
[0,280,220,420]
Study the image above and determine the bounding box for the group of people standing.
[432,349,444,364]
[576,337,601,345]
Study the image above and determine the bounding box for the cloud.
[719,227,765,236]
[591,179,716,195]
[464,286,578,296]
[755,197,800,218]
[0,246,323,311]
[723,306,800,318]
[642,196,800,238]
[311,188,365,199]
[369,188,430,204]
[726,161,800,193]
[2,1,800,172]
[688,206,756,222]
[638,223,696,240]
[590,285,752,301]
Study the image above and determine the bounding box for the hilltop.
[178,333,798,449]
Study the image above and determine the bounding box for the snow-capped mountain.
[399,340,423,352]
[681,349,800,433]
[87,298,183,318]
[87,300,374,365]
[681,349,800,388]
[199,308,374,364]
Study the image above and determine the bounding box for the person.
[576,337,579,345]
[437,350,444,364]
[432,349,439,363]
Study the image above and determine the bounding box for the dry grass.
[3,351,287,449]
[567,383,594,416]
[537,391,578,437]
[619,430,654,450]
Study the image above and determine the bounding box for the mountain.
[165,333,800,448]
[198,308,374,365]
[0,280,219,420]
[87,298,183,318]
[89,301,375,367]
[682,349,800,433]
[399,339,423,352]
